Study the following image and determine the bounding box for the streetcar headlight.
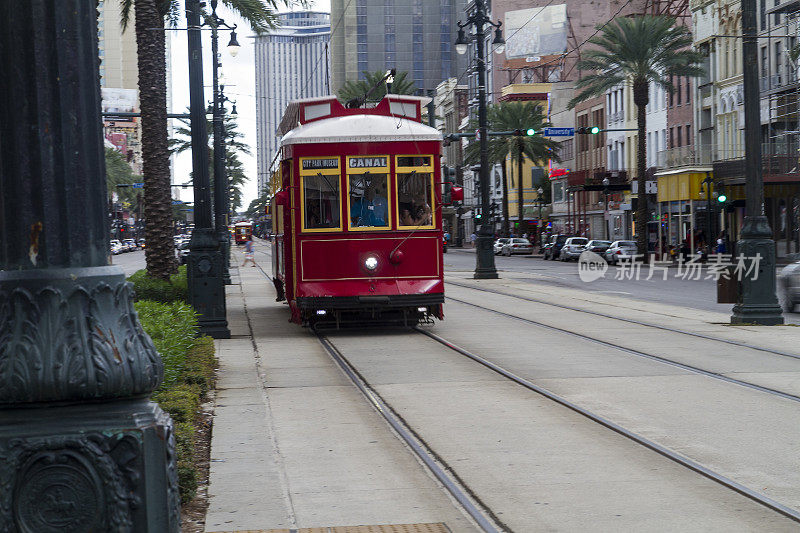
[364,256,379,271]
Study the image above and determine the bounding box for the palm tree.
[337,70,417,106]
[170,112,251,212]
[120,0,281,280]
[465,102,561,234]
[568,15,703,254]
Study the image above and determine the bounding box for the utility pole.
[731,0,784,324]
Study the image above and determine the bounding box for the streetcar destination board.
[302,158,339,170]
[349,157,387,168]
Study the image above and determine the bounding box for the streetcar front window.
[348,172,389,228]
[303,174,340,229]
[396,155,434,229]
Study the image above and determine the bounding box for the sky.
[170,0,331,210]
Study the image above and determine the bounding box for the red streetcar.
[234,221,252,245]
[271,94,445,326]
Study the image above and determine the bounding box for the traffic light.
[717,194,727,203]
[513,128,537,136]
[526,128,536,136]
[576,126,601,134]
[475,207,482,220]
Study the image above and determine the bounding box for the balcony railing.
[712,142,800,180]
[657,146,713,168]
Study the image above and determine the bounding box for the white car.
[501,238,533,256]
[559,237,589,261]
[110,240,123,255]
[493,238,510,255]
[605,240,639,264]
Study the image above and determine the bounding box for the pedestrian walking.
[241,236,256,267]
[470,232,477,247]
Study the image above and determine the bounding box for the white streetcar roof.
[280,114,442,146]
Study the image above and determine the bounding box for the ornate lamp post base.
[730,217,784,325]
[188,230,231,339]
[0,267,180,531]
[474,231,499,279]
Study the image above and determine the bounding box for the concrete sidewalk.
[204,258,477,532]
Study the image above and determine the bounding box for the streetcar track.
[445,295,800,404]
[414,327,800,524]
[248,249,800,525]
[446,279,800,361]
[314,330,507,533]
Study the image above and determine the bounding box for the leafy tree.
[337,70,417,106]
[568,15,703,254]
[119,0,283,280]
[465,102,561,233]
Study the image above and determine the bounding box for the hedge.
[133,297,217,504]
[128,265,188,303]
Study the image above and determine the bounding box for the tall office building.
[254,11,331,197]
[97,0,143,174]
[330,0,469,94]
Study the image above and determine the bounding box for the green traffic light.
[526,128,536,136]
[590,126,600,134]
[718,194,727,203]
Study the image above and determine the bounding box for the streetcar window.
[300,157,341,232]
[348,173,389,228]
[396,155,434,229]
[346,156,390,231]
[303,174,340,229]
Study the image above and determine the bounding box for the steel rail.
[446,295,800,404]
[445,280,800,361]
[416,327,800,524]
[313,331,504,533]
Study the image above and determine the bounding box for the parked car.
[123,238,138,251]
[110,240,123,255]
[779,260,800,312]
[604,240,639,264]
[559,237,589,261]
[501,238,533,256]
[542,234,571,260]
[176,242,191,265]
[583,240,612,255]
[493,238,510,255]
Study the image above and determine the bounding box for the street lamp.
[186,0,230,338]
[205,0,238,285]
[732,0,784,324]
[456,0,504,279]
[602,177,610,241]
[700,172,714,248]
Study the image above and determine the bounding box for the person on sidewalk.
[470,232,477,247]
[241,237,256,267]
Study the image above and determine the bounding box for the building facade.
[329,0,469,93]
[254,11,331,197]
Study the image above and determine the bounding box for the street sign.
[543,127,574,137]
[132,182,143,188]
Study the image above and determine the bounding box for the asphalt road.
[112,245,799,323]
[444,247,800,323]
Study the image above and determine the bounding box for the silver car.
[605,240,639,264]
[501,238,533,256]
[779,260,800,312]
[559,237,589,261]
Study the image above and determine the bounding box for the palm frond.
[222,0,281,34]
[119,0,134,31]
